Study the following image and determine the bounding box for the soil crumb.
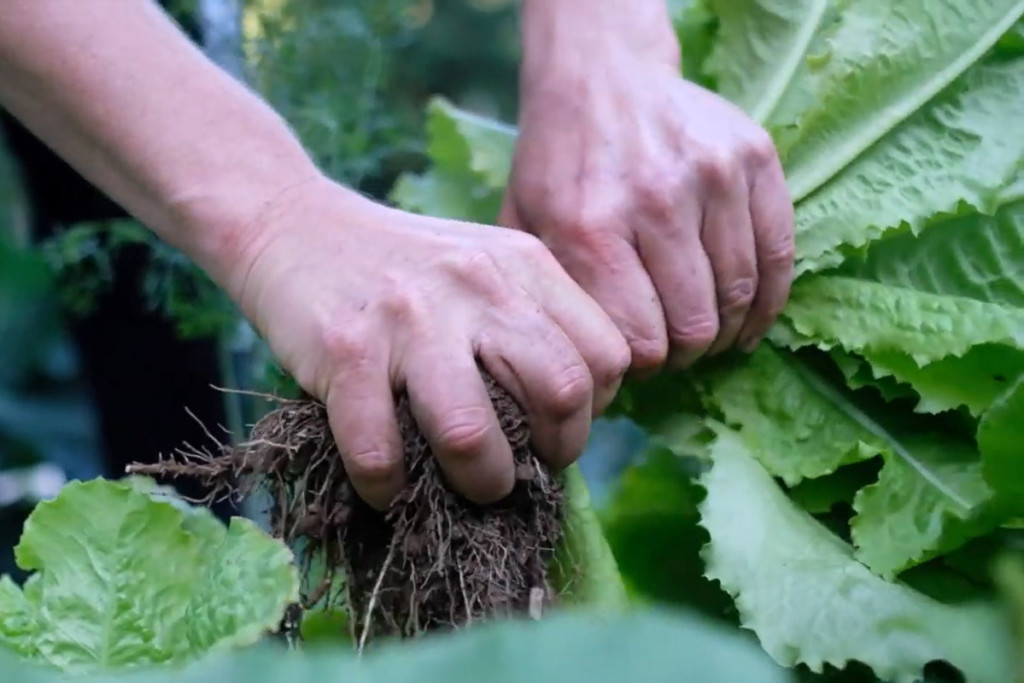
[128,371,565,646]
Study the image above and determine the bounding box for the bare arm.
[0,0,630,508]
[0,0,318,298]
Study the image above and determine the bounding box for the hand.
[227,177,630,510]
[502,4,795,373]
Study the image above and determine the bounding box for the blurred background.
[0,0,641,578]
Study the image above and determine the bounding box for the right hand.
[227,177,631,510]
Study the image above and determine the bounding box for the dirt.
[127,371,565,647]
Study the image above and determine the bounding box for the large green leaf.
[2,608,790,683]
[848,196,1024,312]
[701,345,881,485]
[552,465,630,609]
[699,344,997,576]
[786,199,1024,414]
[600,447,733,620]
[793,58,1024,275]
[699,429,1014,683]
[783,275,1024,365]
[0,478,298,673]
[850,432,997,578]
[704,0,830,122]
[977,377,1024,515]
[761,0,1024,200]
[861,345,1024,417]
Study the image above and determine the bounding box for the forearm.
[0,0,324,297]
[518,0,679,73]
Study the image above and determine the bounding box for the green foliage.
[0,478,299,673]
[38,220,239,340]
[387,4,1024,681]
[242,0,425,193]
[995,554,1024,683]
[389,96,513,220]
[550,465,630,609]
[2,607,790,683]
[978,378,1024,516]
[700,429,1013,683]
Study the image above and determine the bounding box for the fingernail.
[740,333,764,353]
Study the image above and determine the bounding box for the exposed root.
[128,371,565,645]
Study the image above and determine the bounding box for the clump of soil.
[127,371,565,647]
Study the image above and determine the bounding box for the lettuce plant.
[389,3,1024,681]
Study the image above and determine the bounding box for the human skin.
[0,0,633,510]
[0,0,793,511]
[505,0,795,372]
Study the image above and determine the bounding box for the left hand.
[501,2,796,374]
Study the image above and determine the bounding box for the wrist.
[519,0,680,79]
[167,163,330,307]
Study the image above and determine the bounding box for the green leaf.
[785,459,880,515]
[0,478,298,673]
[700,345,883,485]
[829,348,920,405]
[699,429,1015,683]
[863,345,1024,416]
[977,377,1024,515]
[850,432,997,578]
[668,0,717,86]
[551,465,630,610]
[601,448,733,619]
[845,194,1024,312]
[783,275,1024,365]
[786,200,1024,414]
[793,58,1024,275]
[993,554,1024,681]
[390,96,514,223]
[389,168,502,222]
[761,0,1024,200]
[705,0,830,122]
[699,345,997,574]
[2,608,790,683]
[422,97,515,189]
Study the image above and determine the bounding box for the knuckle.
[435,407,494,458]
[628,336,669,372]
[718,277,757,315]
[600,339,632,386]
[446,251,508,302]
[633,173,677,222]
[549,199,620,239]
[319,322,370,364]
[378,282,428,327]
[762,234,796,269]
[544,364,594,417]
[346,447,399,482]
[745,130,780,168]
[510,231,555,268]
[668,313,719,351]
[695,151,740,192]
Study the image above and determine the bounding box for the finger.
[505,232,631,407]
[737,160,795,352]
[636,197,719,369]
[477,307,593,469]
[325,362,406,511]
[403,341,515,505]
[700,168,758,356]
[538,229,665,379]
[497,190,520,229]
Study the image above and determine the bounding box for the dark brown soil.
[127,371,564,647]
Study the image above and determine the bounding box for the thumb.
[497,190,521,229]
